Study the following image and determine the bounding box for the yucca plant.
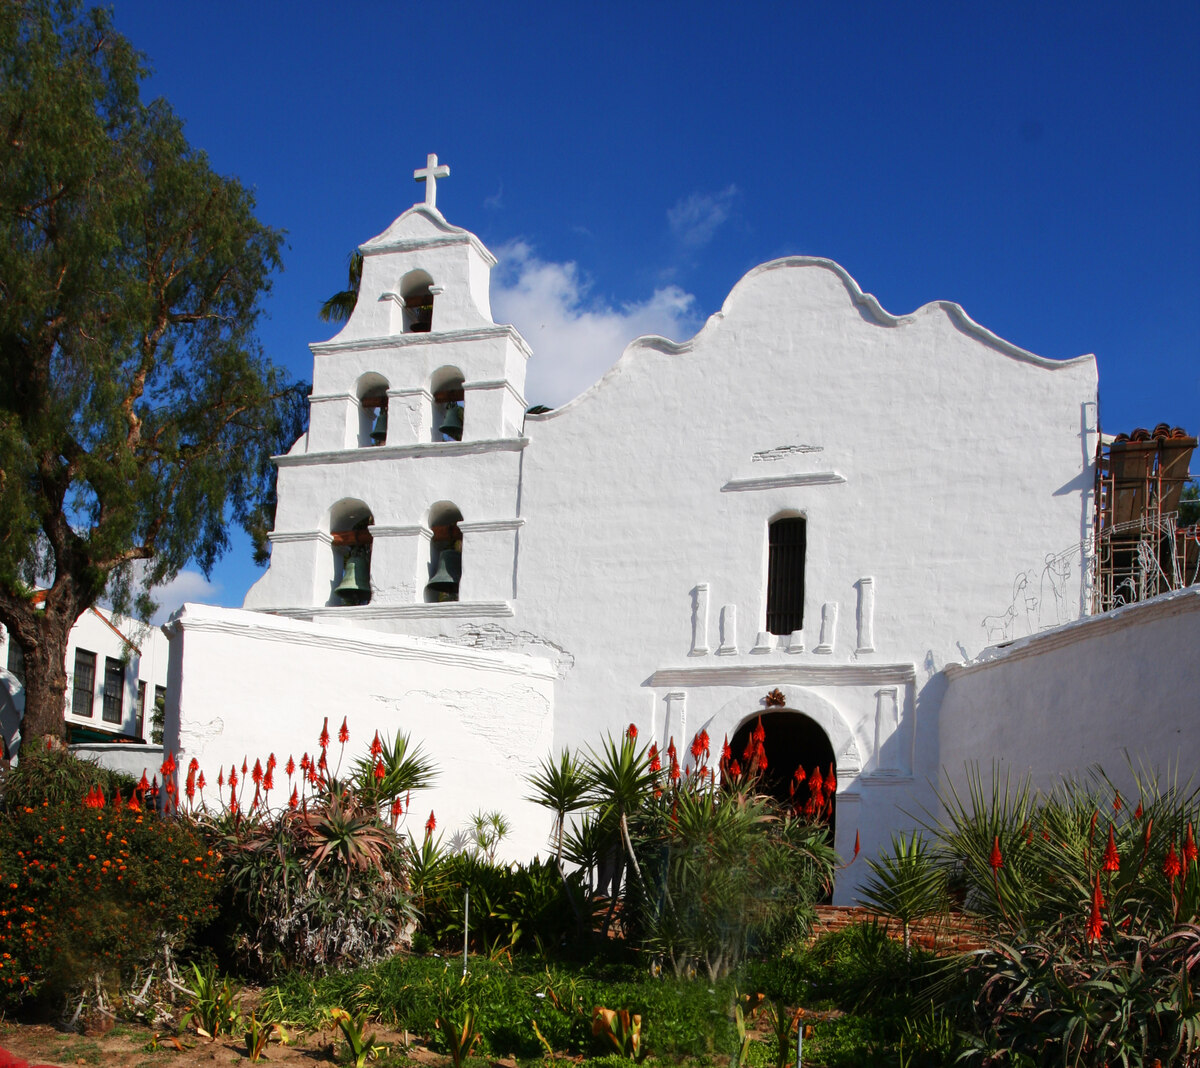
[858,831,949,957]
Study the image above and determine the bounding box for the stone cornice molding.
[945,586,1200,679]
[309,391,356,405]
[647,663,916,688]
[263,601,516,621]
[367,524,428,539]
[268,530,332,546]
[721,471,847,493]
[276,437,528,467]
[457,518,525,534]
[309,324,532,361]
[464,378,528,409]
[165,606,553,680]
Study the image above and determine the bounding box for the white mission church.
[160,156,1199,902]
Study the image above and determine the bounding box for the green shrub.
[1,738,137,810]
[0,796,220,1007]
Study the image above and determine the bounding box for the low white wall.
[163,603,558,859]
[940,587,1200,793]
[71,743,165,781]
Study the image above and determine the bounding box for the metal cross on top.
[413,153,450,209]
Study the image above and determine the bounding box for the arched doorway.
[729,710,837,839]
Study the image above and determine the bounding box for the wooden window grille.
[136,681,147,738]
[102,657,124,724]
[72,649,96,718]
[766,518,806,636]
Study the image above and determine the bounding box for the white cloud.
[667,185,738,249]
[147,570,222,625]
[490,241,701,408]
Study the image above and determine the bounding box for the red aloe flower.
[667,737,677,761]
[241,757,248,776]
[755,743,768,772]
[1102,824,1120,872]
[318,750,328,771]
[252,759,263,786]
[286,756,295,777]
[229,767,238,790]
[1185,823,1198,865]
[852,829,861,859]
[289,787,299,810]
[390,797,403,825]
[729,759,742,777]
[138,769,150,793]
[627,723,638,741]
[1164,842,1182,880]
[217,769,224,789]
[1086,872,1104,942]
[300,753,310,773]
[669,757,681,783]
[127,793,141,812]
[690,733,704,761]
[648,744,661,773]
[1113,790,1123,813]
[425,810,436,837]
[792,764,806,784]
[721,736,732,764]
[197,771,206,792]
[263,768,274,792]
[1134,801,1144,819]
[373,757,386,783]
[319,717,330,749]
[370,731,383,759]
[338,716,349,744]
[827,765,837,793]
[161,751,176,777]
[809,767,824,795]
[989,835,1003,871]
[267,752,276,771]
[753,717,766,744]
[229,783,237,809]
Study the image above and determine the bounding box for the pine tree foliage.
[0,0,307,740]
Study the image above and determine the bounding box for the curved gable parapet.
[360,205,498,266]
[526,255,1095,424]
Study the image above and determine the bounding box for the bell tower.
[246,155,532,617]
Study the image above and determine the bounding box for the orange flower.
[1185,823,1198,865]
[338,716,350,744]
[989,835,1003,871]
[1102,825,1120,872]
[425,810,437,837]
[319,717,330,749]
[1164,842,1182,880]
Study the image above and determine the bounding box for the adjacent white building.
[160,159,1196,897]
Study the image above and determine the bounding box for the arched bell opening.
[424,502,463,602]
[729,709,837,842]
[356,373,389,448]
[400,269,435,333]
[328,499,374,606]
[431,366,465,442]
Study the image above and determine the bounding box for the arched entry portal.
[729,710,837,840]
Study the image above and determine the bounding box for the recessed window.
[330,499,374,606]
[766,517,806,635]
[137,681,147,739]
[102,657,124,724]
[401,270,435,333]
[425,503,464,602]
[72,649,97,718]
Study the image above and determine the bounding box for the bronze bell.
[370,405,388,445]
[439,403,464,441]
[333,547,371,605]
[426,548,462,598]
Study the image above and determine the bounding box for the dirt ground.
[0,1015,454,1068]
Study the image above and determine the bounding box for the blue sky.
[104,1,1200,618]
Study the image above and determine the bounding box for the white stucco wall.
[940,586,1200,792]
[163,602,558,858]
[212,201,1111,900]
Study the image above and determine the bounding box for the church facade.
[162,160,1199,899]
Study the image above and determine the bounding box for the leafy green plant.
[858,832,948,957]
[243,1011,274,1062]
[331,1006,381,1067]
[181,961,243,1039]
[592,1006,647,1063]
[731,990,766,1068]
[436,1006,481,1068]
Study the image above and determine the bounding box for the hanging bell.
[333,547,371,605]
[426,548,462,597]
[369,405,388,445]
[439,403,464,441]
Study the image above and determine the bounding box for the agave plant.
[858,831,948,957]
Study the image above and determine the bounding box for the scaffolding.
[1092,424,1199,614]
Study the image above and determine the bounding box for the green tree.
[0,1,306,743]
